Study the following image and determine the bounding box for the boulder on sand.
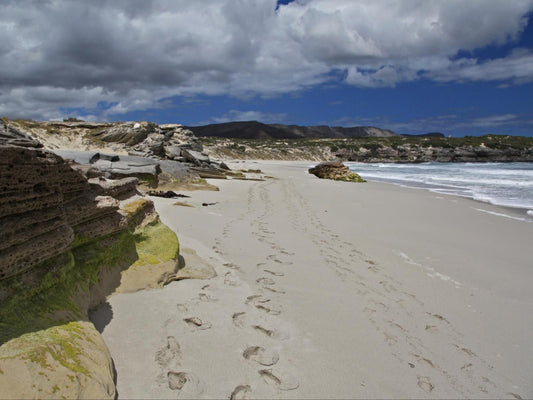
[308,161,366,182]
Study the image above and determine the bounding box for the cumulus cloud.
[426,48,533,84]
[1,0,532,120]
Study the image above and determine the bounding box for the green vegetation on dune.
[199,134,533,161]
[200,134,533,151]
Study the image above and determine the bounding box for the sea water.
[347,162,533,214]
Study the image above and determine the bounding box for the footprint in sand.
[243,346,279,366]
[382,330,398,346]
[263,286,286,294]
[426,312,450,324]
[176,303,188,313]
[246,295,271,305]
[460,362,473,371]
[416,375,434,393]
[267,255,291,265]
[253,325,275,337]
[453,344,476,357]
[264,269,284,277]
[258,369,299,391]
[252,325,290,340]
[155,336,181,368]
[411,354,436,369]
[256,277,275,286]
[232,312,246,328]
[224,262,241,271]
[198,293,217,302]
[225,272,241,286]
[230,384,251,400]
[183,317,212,330]
[255,304,281,315]
[167,371,203,396]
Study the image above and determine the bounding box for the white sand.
[92,161,533,399]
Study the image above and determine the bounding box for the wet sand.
[92,160,533,399]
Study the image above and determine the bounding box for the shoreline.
[365,177,533,222]
[342,161,533,219]
[92,160,533,399]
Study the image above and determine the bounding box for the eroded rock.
[0,321,116,400]
[0,140,181,398]
[308,161,366,182]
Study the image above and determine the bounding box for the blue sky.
[2,0,533,136]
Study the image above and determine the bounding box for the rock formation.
[308,162,366,182]
[0,135,181,398]
[334,142,533,163]
[0,118,42,148]
[3,118,230,189]
[4,119,202,160]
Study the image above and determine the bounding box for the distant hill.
[401,132,445,138]
[187,121,398,139]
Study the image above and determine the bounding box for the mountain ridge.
[187,121,402,139]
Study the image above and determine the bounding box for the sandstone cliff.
[0,130,181,398]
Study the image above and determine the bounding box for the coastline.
[92,160,533,399]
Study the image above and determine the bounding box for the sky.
[1,0,533,136]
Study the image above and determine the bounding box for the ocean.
[347,162,533,216]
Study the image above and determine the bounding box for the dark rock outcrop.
[91,121,157,146]
[308,162,366,182]
[53,150,161,187]
[335,143,533,163]
[0,118,42,148]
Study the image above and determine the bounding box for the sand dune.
[92,161,533,399]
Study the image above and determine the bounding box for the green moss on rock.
[335,172,366,182]
[0,219,179,345]
[309,162,366,183]
[132,221,179,268]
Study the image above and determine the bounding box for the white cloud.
[0,0,532,119]
[426,48,533,84]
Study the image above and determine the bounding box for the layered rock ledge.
[0,139,181,398]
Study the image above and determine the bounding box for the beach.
[91,160,533,399]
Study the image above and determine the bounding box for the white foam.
[349,162,533,210]
[472,208,532,223]
[396,251,462,288]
